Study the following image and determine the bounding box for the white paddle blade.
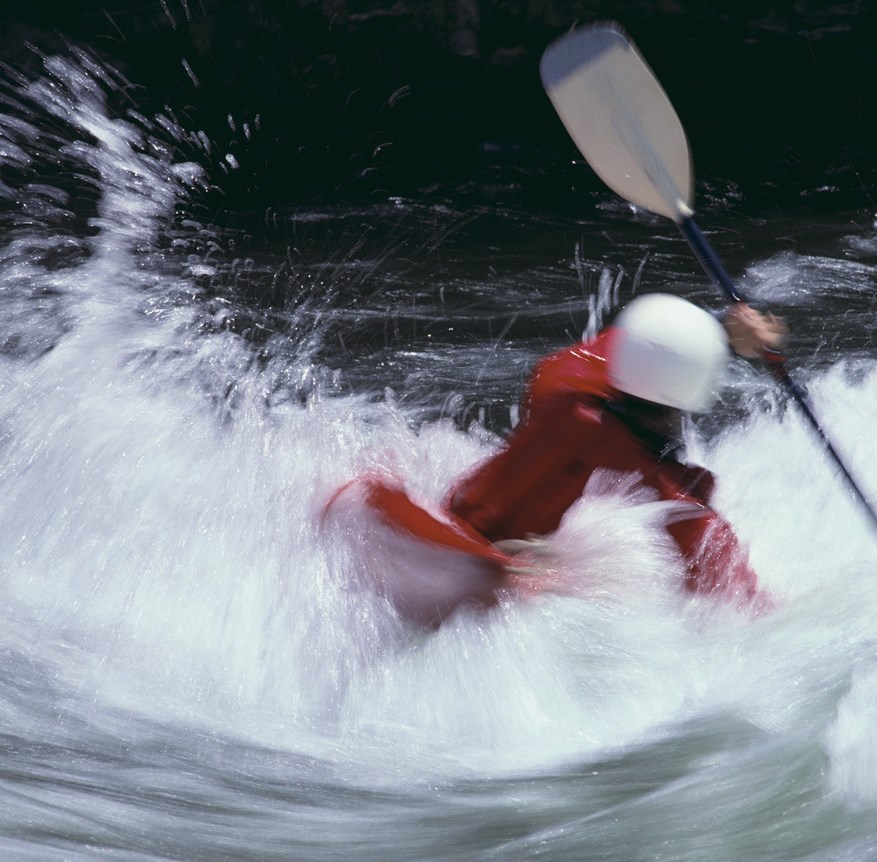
[540,23,695,223]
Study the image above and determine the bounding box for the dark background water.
[3,1,875,215]
[4,1,873,427]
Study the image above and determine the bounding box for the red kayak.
[323,475,514,627]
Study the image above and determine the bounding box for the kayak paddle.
[540,21,877,531]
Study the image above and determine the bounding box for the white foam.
[3,52,877,798]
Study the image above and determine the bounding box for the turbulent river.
[2,45,877,862]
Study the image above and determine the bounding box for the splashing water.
[2,50,877,862]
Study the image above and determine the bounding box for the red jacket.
[448,329,764,604]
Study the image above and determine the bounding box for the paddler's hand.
[723,302,788,359]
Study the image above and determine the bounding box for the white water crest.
[2,51,877,862]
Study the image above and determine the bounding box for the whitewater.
[2,49,877,862]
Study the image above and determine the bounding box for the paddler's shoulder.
[526,327,620,405]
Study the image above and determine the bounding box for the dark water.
[2,5,877,861]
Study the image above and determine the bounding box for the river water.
[2,41,877,862]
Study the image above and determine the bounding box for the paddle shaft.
[680,218,877,530]
[678,218,742,303]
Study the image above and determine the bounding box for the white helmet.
[609,294,729,412]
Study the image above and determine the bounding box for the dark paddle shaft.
[680,217,877,531]
[679,219,743,304]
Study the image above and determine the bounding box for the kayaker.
[446,294,786,610]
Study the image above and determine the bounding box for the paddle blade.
[540,22,694,223]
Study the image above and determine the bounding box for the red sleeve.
[448,330,619,541]
[667,509,764,605]
[596,425,769,609]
